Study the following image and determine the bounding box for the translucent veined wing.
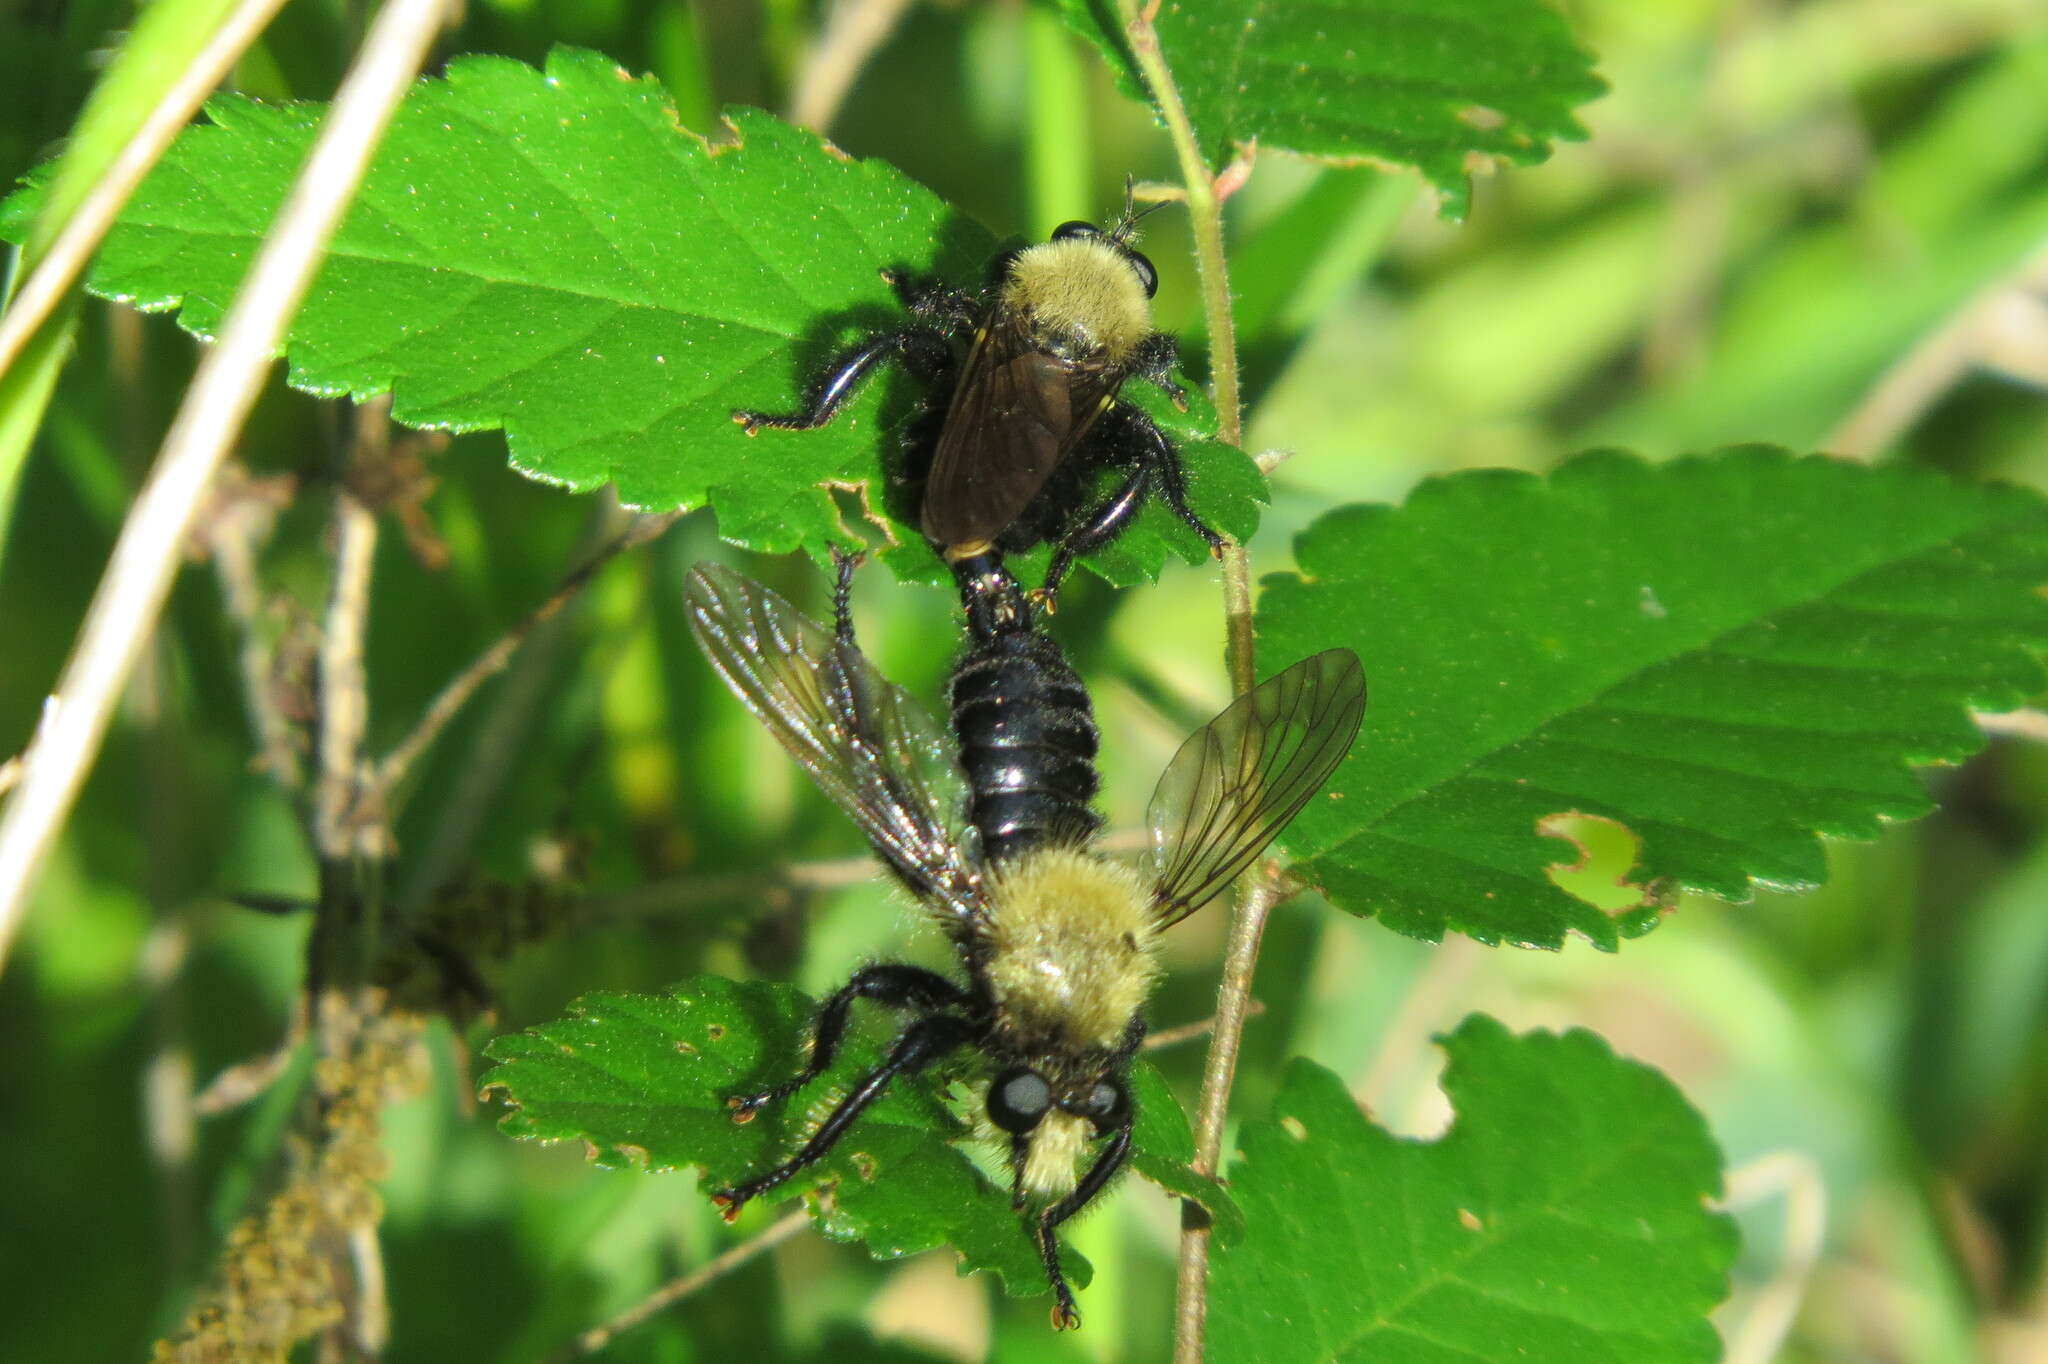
[920,310,1120,551]
[684,563,984,930]
[1145,649,1366,928]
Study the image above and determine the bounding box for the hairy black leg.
[733,326,954,433]
[1036,404,1224,599]
[1008,1133,1032,1211]
[1129,331,1188,409]
[884,268,980,330]
[1128,405,1225,553]
[726,964,969,1121]
[713,1009,975,1216]
[829,545,861,647]
[1039,463,1153,603]
[817,547,905,801]
[1034,1121,1134,1330]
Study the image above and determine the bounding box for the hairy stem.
[1113,3,1267,1358]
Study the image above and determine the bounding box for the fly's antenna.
[1109,174,1170,245]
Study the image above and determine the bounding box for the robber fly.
[683,557,1364,1327]
[732,185,1225,602]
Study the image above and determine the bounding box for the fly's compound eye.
[1051,220,1099,242]
[1078,1079,1129,1133]
[989,1068,1053,1134]
[1126,249,1158,298]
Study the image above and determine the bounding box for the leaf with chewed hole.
[478,975,1236,1296]
[1211,1017,1735,1361]
[1052,0,1605,219]
[0,46,1260,586]
[1258,448,2048,949]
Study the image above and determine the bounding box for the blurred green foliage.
[3,1,2047,1361]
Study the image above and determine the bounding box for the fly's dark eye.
[989,1068,1053,1134]
[1126,250,1158,298]
[1051,220,1099,241]
[1078,1079,1128,1131]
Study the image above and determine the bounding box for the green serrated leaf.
[1127,1060,1245,1245]
[1259,447,2048,949]
[1051,0,1604,219]
[479,975,1231,1296]
[0,45,1261,585]
[1211,1017,1735,1362]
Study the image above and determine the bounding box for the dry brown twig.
[198,464,306,791]
[786,0,914,133]
[1719,1151,1827,1364]
[1145,998,1266,1052]
[0,0,454,972]
[1975,708,2048,746]
[1827,241,2048,459]
[194,1003,310,1116]
[542,1207,813,1363]
[370,508,683,812]
[314,489,382,861]
[0,0,293,381]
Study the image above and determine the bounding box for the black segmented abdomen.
[947,559,1102,864]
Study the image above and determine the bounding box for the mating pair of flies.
[685,196,1367,1328]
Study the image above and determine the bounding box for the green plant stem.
[1112,3,1263,1359]
[1120,7,1242,447]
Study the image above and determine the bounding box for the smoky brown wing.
[683,563,984,928]
[1144,649,1367,929]
[921,316,1119,550]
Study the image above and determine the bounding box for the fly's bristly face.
[683,554,1367,1330]
[983,1061,1133,1203]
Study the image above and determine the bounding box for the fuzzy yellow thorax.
[984,847,1159,1052]
[1001,237,1153,366]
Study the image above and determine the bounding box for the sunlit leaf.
[0,46,1259,585]
[1211,1017,1735,1361]
[1052,0,1604,218]
[478,975,1236,1294]
[1259,448,2048,948]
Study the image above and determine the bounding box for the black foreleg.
[727,964,968,1120]
[1129,406,1226,555]
[1034,1121,1134,1330]
[734,325,955,434]
[713,1008,975,1216]
[1040,462,1153,602]
[1128,330,1188,409]
[1039,404,1226,600]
